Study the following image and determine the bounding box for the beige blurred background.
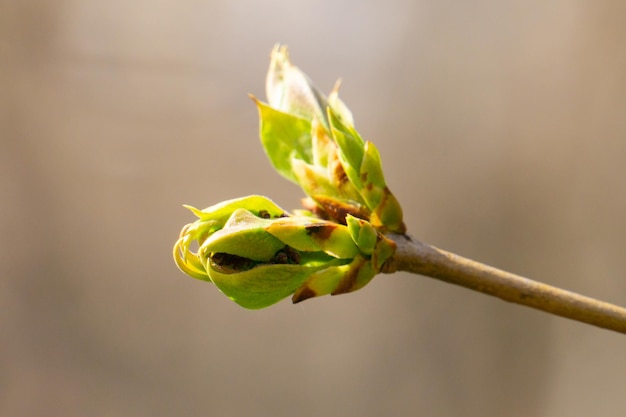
[2,1,626,416]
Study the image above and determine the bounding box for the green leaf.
[291,263,352,303]
[187,195,286,223]
[328,109,364,189]
[199,209,285,261]
[253,97,313,183]
[208,263,322,309]
[360,141,386,189]
[291,159,339,199]
[346,215,378,255]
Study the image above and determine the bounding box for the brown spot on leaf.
[292,287,317,303]
[306,224,337,241]
[301,198,331,220]
[332,160,349,186]
[313,195,370,225]
[331,266,359,295]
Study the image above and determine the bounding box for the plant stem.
[382,234,626,334]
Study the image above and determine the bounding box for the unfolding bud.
[173,195,396,309]
[265,44,330,128]
[252,44,406,234]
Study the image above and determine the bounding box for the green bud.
[173,195,397,309]
[346,215,378,255]
[199,209,285,261]
[254,44,406,234]
[292,255,376,303]
[265,44,330,128]
[173,196,285,281]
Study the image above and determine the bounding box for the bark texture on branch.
[383,234,626,335]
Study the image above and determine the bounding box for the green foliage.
[174,196,396,308]
[253,45,405,234]
[174,45,405,308]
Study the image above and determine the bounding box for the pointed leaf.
[253,97,313,182]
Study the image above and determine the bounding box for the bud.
[265,44,330,127]
[252,44,406,234]
[173,195,396,309]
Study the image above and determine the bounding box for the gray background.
[2,1,626,416]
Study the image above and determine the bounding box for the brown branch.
[382,234,626,334]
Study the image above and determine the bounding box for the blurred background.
[2,1,626,416]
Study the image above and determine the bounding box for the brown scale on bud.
[210,253,258,274]
[258,209,288,220]
[301,196,370,226]
[269,246,301,265]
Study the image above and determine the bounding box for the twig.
[382,234,626,334]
